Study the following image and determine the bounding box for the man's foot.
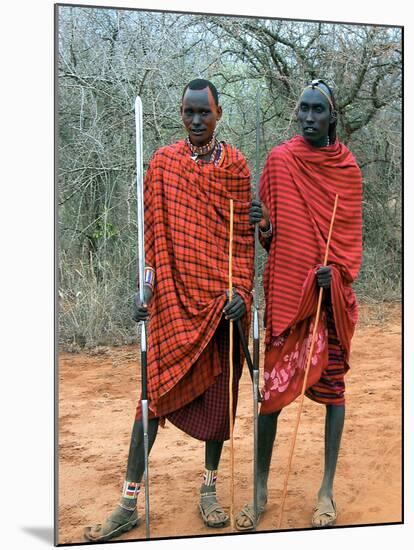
[84,506,139,542]
[311,495,337,527]
[235,483,267,531]
[198,486,229,528]
[235,500,267,531]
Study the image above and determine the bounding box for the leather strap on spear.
[228,198,235,529]
[135,96,151,539]
[277,194,339,530]
[236,322,261,401]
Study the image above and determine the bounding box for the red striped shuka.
[259,135,362,414]
[135,139,254,440]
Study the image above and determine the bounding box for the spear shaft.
[135,96,150,539]
[252,89,262,529]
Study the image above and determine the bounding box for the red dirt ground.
[57,304,402,544]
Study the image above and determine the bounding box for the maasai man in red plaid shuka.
[84,79,254,542]
[235,80,362,531]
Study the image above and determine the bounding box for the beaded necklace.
[186,134,223,166]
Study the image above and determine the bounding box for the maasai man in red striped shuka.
[84,79,254,542]
[235,80,362,531]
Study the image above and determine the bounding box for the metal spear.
[252,88,262,530]
[135,96,150,539]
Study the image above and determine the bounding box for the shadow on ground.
[22,527,54,545]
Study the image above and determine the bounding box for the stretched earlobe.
[330,110,338,123]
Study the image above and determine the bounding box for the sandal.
[235,502,266,531]
[198,492,229,528]
[84,507,139,542]
[311,498,337,527]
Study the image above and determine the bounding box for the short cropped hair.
[182,79,219,106]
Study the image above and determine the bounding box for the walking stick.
[135,96,151,539]
[277,194,339,530]
[228,198,235,529]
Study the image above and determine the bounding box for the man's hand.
[249,199,270,231]
[132,286,153,322]
[223,290,246,322]
[316,266,332,289]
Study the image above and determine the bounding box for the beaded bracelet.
[259,220,273,238]
[144,266,155,290]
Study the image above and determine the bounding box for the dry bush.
[57,7,402,348]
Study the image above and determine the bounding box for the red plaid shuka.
[166,317,243,441]
[259,135,362,414]
[136,139,254,421]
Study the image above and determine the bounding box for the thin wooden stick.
[228,199,235,529]
[277,194,339,529]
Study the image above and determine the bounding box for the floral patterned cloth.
[260,301,348,413]
[261,310,328,413]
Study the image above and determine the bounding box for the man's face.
[297,87,332,145]
[180,87,222,146]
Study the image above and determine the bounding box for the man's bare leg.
[235,410,281,530]
[84,418,159,541]
[312,404,344,526]
[199,440,229,527]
